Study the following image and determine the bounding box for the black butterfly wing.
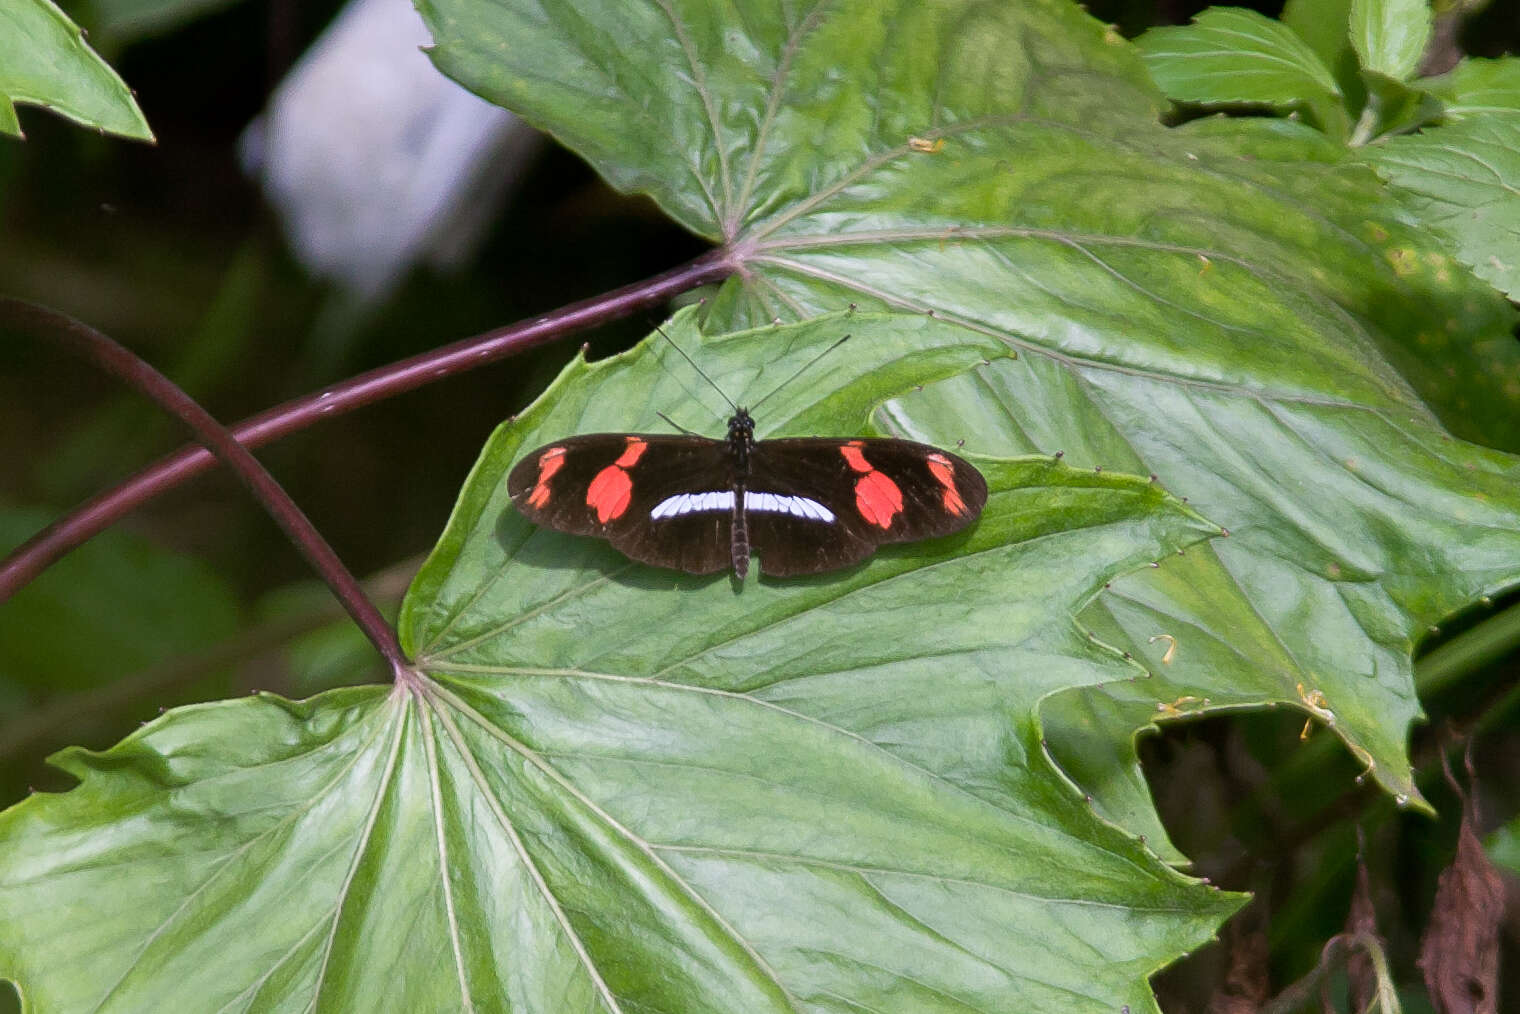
[507,433,737,574]
[508,432,987,577]
[745,438,987,577]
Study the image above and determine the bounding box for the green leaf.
[1348,0,1431,82]
[1365,116,1520,299]
[1423,56,1520,120]
[1356,68,1443,143]
[0,0,153,140]
[1283,0,1364,119]
[1136,8,1342,113]
[0,315,1244,1011]
[1282,0,1355,78]
[417,0,1163,242]
[417,0,1520,821]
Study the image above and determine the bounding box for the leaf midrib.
[424,679,800,1011]
[423,687,625,1013]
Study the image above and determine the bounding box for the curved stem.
[4,299,417,680]
[0,251,735,605]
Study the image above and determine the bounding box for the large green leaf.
[1365,115,1520,300]
[418,0,1520,819]
[0,0,152,139]
[0,314,1242,1011]
[418,0,1158,244]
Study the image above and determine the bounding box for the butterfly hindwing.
[740,507,874,577]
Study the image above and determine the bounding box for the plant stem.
[2,298,417,679]
[0,250,734,604]
[1347,103,1379,148]
[1414,599,1520,698]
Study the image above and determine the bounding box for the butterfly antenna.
[749,333,851,412]
[656,410,703,436]
[654,324,737,412]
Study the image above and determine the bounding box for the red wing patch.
[854,470,903,528]
[586,467,633,522]
[585,437,647,523]
[926,452,968,515]
[527,447,567,508]
[839,441,903,528]
[615,438,648,468]
[839,442,870,472]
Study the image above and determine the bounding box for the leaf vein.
[427,680,802,1010]
[732,0,838,230]
[422,687,624,1012]
[653,0,736,231]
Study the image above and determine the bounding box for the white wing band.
[744,490,835,522]
[650,490,735,519]
[649,490,835,523]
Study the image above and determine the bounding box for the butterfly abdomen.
[731,482,750,578]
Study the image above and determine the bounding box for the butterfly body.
[508,408,986,578]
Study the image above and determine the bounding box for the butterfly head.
[727,408,755,467]
[727,408,754,441]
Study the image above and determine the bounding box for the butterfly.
[506,333,987,577]
[507,408,985,577]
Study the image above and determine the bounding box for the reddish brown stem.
[1,298,412,680]
[0,251,734,604]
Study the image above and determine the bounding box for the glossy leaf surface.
[1348,0,1430,81]
[1368,115,1520,300]
[1423,57,1520,120]
[419,0,1520,812]
[0,314,1241,1012]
